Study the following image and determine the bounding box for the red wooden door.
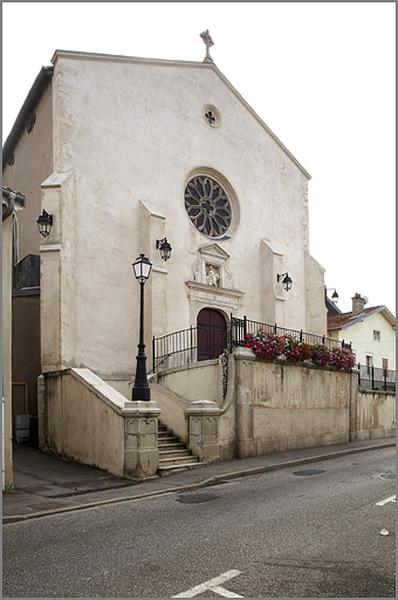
[197,308,227,361]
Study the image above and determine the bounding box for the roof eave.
[328,305,396,332]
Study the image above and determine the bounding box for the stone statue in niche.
[206,264,220,287]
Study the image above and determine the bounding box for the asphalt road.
[3,447,396,598]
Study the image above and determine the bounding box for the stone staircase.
[158,423,205,475]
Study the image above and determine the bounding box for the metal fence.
[231,316,348,350]
[357,364,396,392]
[151,315,350,374]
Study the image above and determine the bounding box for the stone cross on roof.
[200,29,214,63]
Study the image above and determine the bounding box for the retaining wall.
[151,348,395,461]
[356,390,396,441]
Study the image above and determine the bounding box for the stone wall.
[156,360,220,404]
[215,349,395,459]
[149,349,395,462]
[38,368,161,479]
[36,354,395,477]
[356,390,396,441]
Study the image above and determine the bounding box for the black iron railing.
[230,316,348,350]
[357,364,396,392]
[151,326,198,374]
[151,315,350,374]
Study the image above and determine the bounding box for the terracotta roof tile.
[327,306,382,330]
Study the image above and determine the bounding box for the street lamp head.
[277,272,293,292]
[37,209,53,238]
[156,237,172,261]
[132,254,152,284]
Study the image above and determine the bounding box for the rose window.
[184,176,232,238]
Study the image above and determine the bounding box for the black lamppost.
[131,254,152,401]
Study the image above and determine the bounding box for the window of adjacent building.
[373,330,381,341]
[366,354,373,374]
[382,357,388,370]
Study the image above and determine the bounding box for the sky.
[2,1,396,314]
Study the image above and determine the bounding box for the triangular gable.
[198,243,230,260]
[51,49,311,180]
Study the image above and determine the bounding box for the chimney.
[352,293,366,314]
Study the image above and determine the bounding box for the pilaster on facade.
[40,170,76,372]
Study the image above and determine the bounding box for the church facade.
[37,49,324,378]
[3,46,329,468]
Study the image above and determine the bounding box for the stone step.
[157,422,205,476]
[159,455,200,466]
[158,442,186,449]
[159,449,191,457]
[158,435,179,442]
[158,462,205,475]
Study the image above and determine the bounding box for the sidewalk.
[3,437,395,523]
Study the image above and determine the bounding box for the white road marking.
[376,495,396,506]
[173,569,242,598]
[211,585,244,598]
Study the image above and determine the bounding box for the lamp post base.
[132,385,151,402]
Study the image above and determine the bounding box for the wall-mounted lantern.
[36,209,53,238]
[277,272,293,292]
[156,237,172,261]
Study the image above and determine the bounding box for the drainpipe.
[2,191,15,221]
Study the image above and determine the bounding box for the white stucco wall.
[42,51,326,379]
[157,360,220,404]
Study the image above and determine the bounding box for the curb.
[3,441,395,524]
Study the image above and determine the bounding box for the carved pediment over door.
[187,244,244,318]
[191,243,233,289]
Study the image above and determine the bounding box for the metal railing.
[231,316,348,350]
[151,315,350,374]
[357,364,396,392]
[151,326,198,374]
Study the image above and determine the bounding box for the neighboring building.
[2,186,26,490]
[2,67,53,445]
[3,45,328,443]
[327,293,396,370]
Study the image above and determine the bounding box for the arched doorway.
[197,308,227,361]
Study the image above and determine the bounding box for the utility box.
[14,414,31,444]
